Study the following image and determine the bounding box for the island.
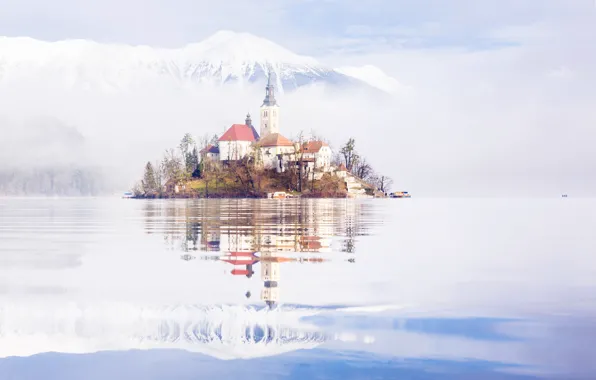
[132,75,393,199]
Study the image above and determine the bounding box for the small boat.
[122,191,134,199]
[270,191,288,199]
[390,191,411,198]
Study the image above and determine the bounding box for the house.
[258,133,295,172]
[200,144,220,161]
[218,117,260,161]
[336,163,348,178]
[301,141,333,172]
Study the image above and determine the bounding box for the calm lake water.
[0,198,594,379]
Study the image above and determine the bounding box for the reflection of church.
[148,199,367,307]
[222,251,283,309]
[260,252,281,309]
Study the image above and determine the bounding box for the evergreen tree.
[179,133,195,175]
[142,161,157,193]
[190,146,201,178]
[340,138,359,171]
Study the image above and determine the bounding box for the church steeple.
[260,71,280,138]
[262,73,277,107]
[245,113,252,126]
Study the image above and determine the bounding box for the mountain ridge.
[0,31,398,93]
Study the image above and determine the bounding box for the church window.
[264,111,268,117]
[273,110,276,116]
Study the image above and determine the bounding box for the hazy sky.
[0,0,590,52]
[0,0,595,196]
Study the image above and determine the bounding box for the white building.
[260,74,280,138]
[218,116,259,161]
[258,133,295,172]
[301,141,333,172]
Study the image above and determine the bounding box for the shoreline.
[130,192,350,200]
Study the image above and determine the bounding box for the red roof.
[259,133,294,147]
[231,269,252,276]
[337,163,347,171]
[219,124,260,142]
[302,141,328,153]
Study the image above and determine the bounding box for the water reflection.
[144,199,373,254]
[0,198,595,379]
[143,199,378,308]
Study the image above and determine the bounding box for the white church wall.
[219,141,252,161]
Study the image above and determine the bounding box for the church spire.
[262,72,277,106]
[245,112,252,126]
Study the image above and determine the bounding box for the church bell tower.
[260,73,280,138]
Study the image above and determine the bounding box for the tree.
[188,146,200,177]
[353,158,374,181]
[340,138,359,171]
[132,181,144,197]
[179,133,196,177]
[212,165,226,193]
[162,148,184,183]
[375,175,393,193]
[153,160,163,193]
[294,132,307,192]
[142,161,158,194]
[210,134,219,147]
[179,133,194,158]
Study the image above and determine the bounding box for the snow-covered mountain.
[0,31,397,93]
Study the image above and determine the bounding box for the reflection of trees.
[143,199,374,254]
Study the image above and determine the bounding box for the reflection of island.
[144,199,373,307]
[145,199,371,254]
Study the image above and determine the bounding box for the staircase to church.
[344,173,372,198]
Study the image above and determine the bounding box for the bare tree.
[332,152,343,167]
[375,175,393,193]
[212,165,226,193]
[162,148,184,183]
[293,131,308,192]
[154,160,163,190]
[353,158,374,181]
[197,133,212,153]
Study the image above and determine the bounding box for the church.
[213,75,333,173]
